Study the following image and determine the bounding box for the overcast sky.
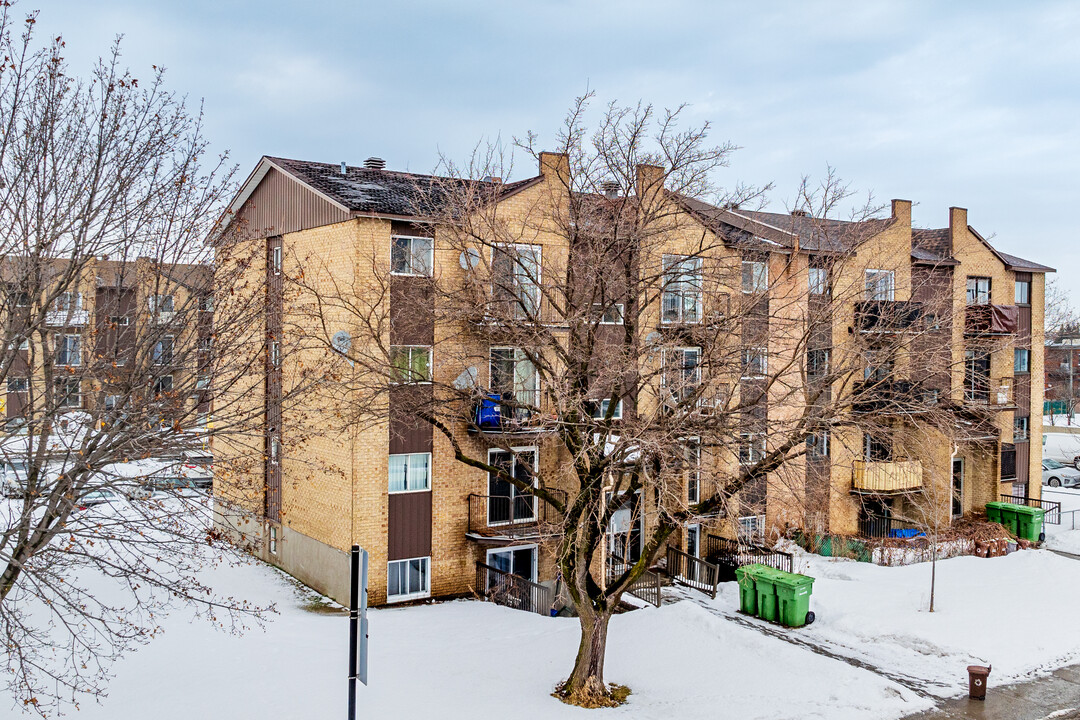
[29,0,1080,295]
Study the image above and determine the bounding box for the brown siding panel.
[1015,441,1030,486]
[389,277,435,346]
[237,167,350,238]
[388,492,432,561]
[389,385,433,454]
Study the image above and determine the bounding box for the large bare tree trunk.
[561,605,614,705]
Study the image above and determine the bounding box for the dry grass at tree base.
[553,682,632,709]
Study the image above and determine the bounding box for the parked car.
[76,488,121,510]
[1042,459,1080,488]
[1044,432,1080,470]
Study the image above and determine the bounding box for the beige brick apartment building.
[214,153,1052,606]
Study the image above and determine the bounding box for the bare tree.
[288,95,978,706]
[0,6,269,714]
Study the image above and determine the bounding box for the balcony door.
[952,458,964,517]
[488,448,537,526]
[486,546,537,585]
[607,491,643,563]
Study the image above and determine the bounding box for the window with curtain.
[390,235,433,276]
[492,244,541,318]
[388,452,431,493]
[662,254,702,323]
[865,270,895,301]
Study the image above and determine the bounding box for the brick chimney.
[538,152,569,184]
[948,206,968,255]
[635,163,665,206]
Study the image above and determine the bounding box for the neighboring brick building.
[214,153,1052,607]
[1045,332,1080,414]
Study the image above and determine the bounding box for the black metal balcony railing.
[466,489,566,539]
[965,304,1019,336]
[703,534,793,582]
[857,515,922,539]
[665,546,720,598]
[1000,494,1061,525]
[606,553,662,607]
[472,393,543,434]
[856,300,923,333]
[963,377,1014,408]
[852,379,918,413]
[475,562,554,616]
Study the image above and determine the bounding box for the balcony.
[852,379,918,413]
[965,304,1018,336]
[45,310,89,327]
[471,393,549,435]
[855,300,923,333]
[852,459,923,494]
[964,377,1014,409]
[466,489,565,542]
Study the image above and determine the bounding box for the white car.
[1043,432,1080,470]
[1043,459,1080,488]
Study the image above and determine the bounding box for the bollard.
[967,664,991,700]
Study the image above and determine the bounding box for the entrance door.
[607,492,643,563]
[488,448,537,525]
[952,458,964,517]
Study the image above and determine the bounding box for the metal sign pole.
[348,545,369,720]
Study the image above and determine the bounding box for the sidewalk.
[906,664,1080,719]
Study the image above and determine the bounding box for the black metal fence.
[607,553,662,607]
[703,535,793,582]
[475,562,554,616]
[1001,493,1062,525]
[857,514,922,539]
[665,546,720,598]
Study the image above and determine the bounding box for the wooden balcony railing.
[852,459,923,493]
[665,546,720,598]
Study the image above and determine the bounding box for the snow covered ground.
[1043,486,1080,554]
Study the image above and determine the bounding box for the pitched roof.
[995,250,1056,273]
[910,246,959,265]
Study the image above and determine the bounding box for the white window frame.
[270,341,281,368]
[486,446,538,526]
[1014,348,1030,374]
[865,269,895,301]
[1015,279,1031,305]
[109,315,131,326]
[390,235,434,277]
[390,345,433,384]
[742,260,768,294]
[271,245,283,275]
[149,294,175,314]
[104,394,120,412]
[589,398,623,420]
[153,335,174,366]
[685,438,701,504]
[738,514,765,543]
[662,346,702,402]
[56,334,81,367]
[686,524,701,559]
[52,292,83,314]
[269,436,281,465]
[268,525,278,555]
[738,432,765,466]
[6,377,28,393]
[387,556,431,602]
[808,266,829,296]
[489,347,539,413]
[966,276,991,306]
[388,452,432,494]
[485,544,538,583]
[662,254,703,324]
[55,377,81,408]
[807,348,829,377]
[492,243,541,319]
[742,347,768,379]
[595,303,625,325]
[807,429,830,460]
[1014,416,1030,441]
[153,375,173,395]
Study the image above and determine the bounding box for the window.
[964,349,991,402]
[388,452,432,493]
[54,378,80,408]
[268,526,278,555]
[663,347,701,402]
[199,295,214,312]
[487,448,537,525]
[12,292,29,307]
[387,557,430,601]
[588,398,623,420]
[109,316,131,326]
[1014,348,1030,373]
[270,341,281,368]
[742,347,767,378]
[863,350,894,383]
[8,338,29,350]
[686,524,701,559]
[390,346,432,383]
[149,294,175,314]
[269,436,281,464]
[271,245,283,275]
[490,347,538,420]
[807,348,829,378]
[595,303,624,325]
[153,336,174,365]
[807,429,830,460]
[486,546,536,583]
[808,266,829,296]
[864,434,892,462]
[104,394,120,412]
[864,270,895,301]
[742,260,768,294]
[1014,416,1029,441]
[153,375,173,395]
[685,439,701,503]
[196,376,210,390]
[738,432,765,465]
[199,336,213,352]
[52,292,82,314]
[390,235,433,277]
[492,244,541,318]
[1015,279,1031,305]
[662,255,702,324]
[966,277,991,305]
[55,334,81,366]
[738,514,765,543]
[7,377,28,393]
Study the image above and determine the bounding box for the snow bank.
[1042,486,1080,554]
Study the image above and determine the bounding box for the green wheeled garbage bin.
[1014,506,1046,542]
[997,503,1019,536]
[734,565,760,615]
[774,572,815,628]
[985,501,1006,525]
[753,567,781,622]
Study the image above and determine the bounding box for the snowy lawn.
[1043,486,1080,554]
[703,548,1080,699]
[50,556,931,720]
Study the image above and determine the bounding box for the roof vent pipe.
[791,209,809,217]
[601,181,620,199]
[364,157,386,170]
[340,161,347,175]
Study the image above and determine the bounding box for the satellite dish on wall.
[645,331,662,346]
[459,248,481,270]
[332,330,352,355]
[453,366,478,390]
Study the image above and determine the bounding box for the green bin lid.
[1012,505,1037,516]
[772,572,815,589]
[985,501,1008,510]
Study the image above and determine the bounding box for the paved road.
[905,664,1080,719]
